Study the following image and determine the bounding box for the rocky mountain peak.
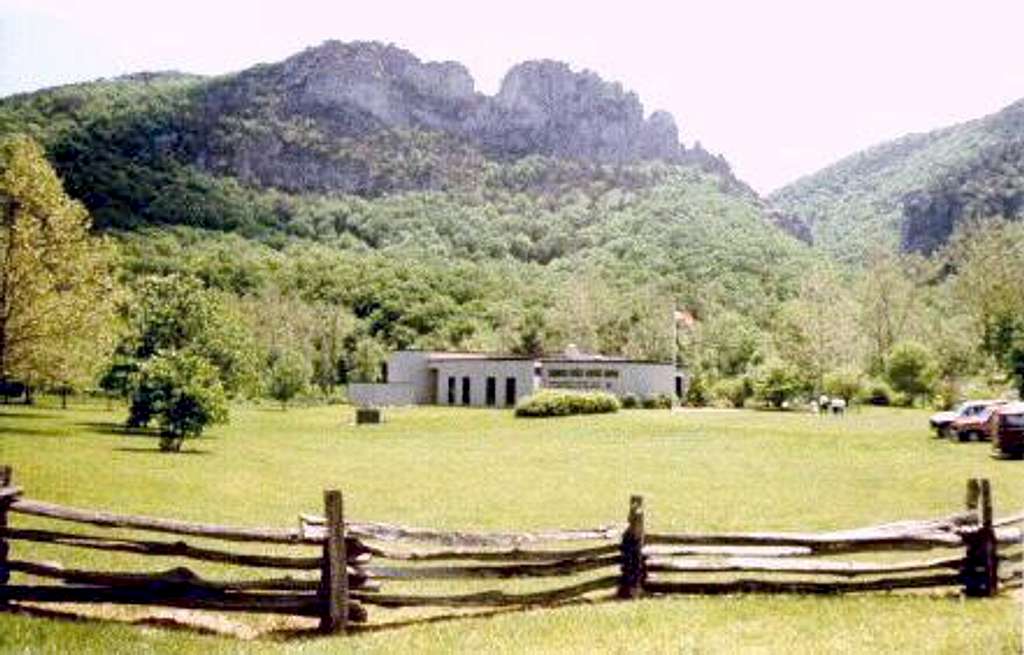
[220,42,683,163]
[475,59,680,162]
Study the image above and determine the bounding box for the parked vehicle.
[929,400,1000,438]
[949,402,1006,441]
[988,402,1024,459]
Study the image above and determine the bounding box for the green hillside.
[770,99,1024,261]
[0,45,816,362]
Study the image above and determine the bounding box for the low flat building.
[349,348,685,408]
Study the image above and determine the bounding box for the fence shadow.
[0,411,59,420]
[0,603,231,639]
[112,446,213,456]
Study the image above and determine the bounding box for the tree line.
[2,133,1023,451]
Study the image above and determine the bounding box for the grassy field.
[0,400,1021,653]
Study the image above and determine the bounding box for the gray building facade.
[350,349,684,408]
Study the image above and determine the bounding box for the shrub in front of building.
[640,393,673,409]
[620,393,639,409]
[514,390,620,417]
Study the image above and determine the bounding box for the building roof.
[404,349,674,366]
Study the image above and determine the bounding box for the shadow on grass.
[0,604,230,638]
[0,410,60,420]
[113,446,212,456]
[76,421,156,438]
[267,598,605,641]
[2,589,984,643]
[0,425,66,437]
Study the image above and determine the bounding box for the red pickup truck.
[949,402,1007,441]
[988,402,1024,459]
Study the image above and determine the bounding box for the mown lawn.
[0,400,1021,653]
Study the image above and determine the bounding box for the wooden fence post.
[965,478,981,522]
[617,495,645,599]
[961,478,998,597]
[319,489,349,633]
[0,466,11,605]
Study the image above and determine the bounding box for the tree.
[858,251,929,372]
[774,267,864,391]
[751,359,802,409]
[885,341,938,405]
[349,338,386,383]
[950,219,1024,396]
[128,350,228,452]
[823,366,865,404]
[112,274,258,447]
[119,275,258,395]
[268,349,311,409]
[0,134,117,398]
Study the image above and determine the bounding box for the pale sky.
[2,0,1023,192]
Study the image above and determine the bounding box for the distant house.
[349,347,686,408]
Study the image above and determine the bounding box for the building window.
[447,376,456,405]
[505,377,517,406]
[486,377,496,406]
[462,377,471,405]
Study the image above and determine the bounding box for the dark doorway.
[675,376,683,398]
[380,362,389,383]
[505,377,517,406]
[447,376,456,405]
[485,377,497,406]
[428,369,439,404]
[461,377,471,405]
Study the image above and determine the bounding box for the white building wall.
[614,363,676,398]
[362,350,682,407]
[385,351,434,403]
[431,359,538,408]
[348,382,417,407]
[539,361,675,398]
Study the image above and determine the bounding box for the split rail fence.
[0,465,1021,635]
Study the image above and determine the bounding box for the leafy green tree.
[113,274,258,444]
[823,366,865,404]
[128,350,228,451]
[511,310,546,358]
[0,134,118,397]
[268,349,312,409]
[349,338,386,383]
[119,275,259,394]
[775,267,864,391]
[885,341,938,405]
[751,359,802,409]
[858,251,929,372]
[950,219,1024,396]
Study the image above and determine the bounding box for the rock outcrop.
[196,41,685,192]
[470,59,680,162]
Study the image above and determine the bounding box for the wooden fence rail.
[0,468,1020,636]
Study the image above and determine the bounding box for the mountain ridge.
[771,97,1024,260]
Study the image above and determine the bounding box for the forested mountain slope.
[771,99,1024,261]
[0,40,811,291]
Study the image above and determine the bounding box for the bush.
[128,351,228,451]
[621,393,639,409]
[268,349,312,409]
[823,367,865,404]
[640,393,673,409]
[751,359,802,409]
[684,372,710,407]
[859,379,895,406]
[885,341,938,404]
[515,390,620,418]
[710,377,751,408]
